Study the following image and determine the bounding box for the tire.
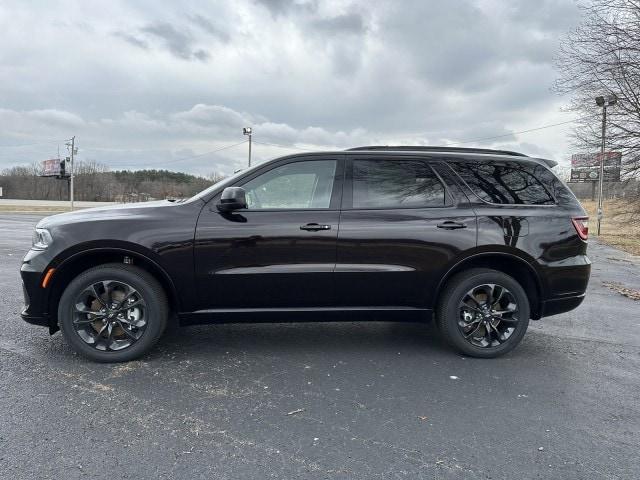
[436,268,530,358]
[58,263,168,363]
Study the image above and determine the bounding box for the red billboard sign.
[569,152,621,183]
[42,159,61,176]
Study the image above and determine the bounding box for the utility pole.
[595,95,617,235]
[66,136,76,210]
[243,127,252,167]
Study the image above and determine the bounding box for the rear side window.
[352,159,446,209]
[450,161,555,205]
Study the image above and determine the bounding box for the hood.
[37,200,182,229]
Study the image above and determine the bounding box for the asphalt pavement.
[1,213,639,479]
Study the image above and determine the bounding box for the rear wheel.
[437,268,530,358]
[58,264,168,362]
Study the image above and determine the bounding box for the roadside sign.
[42,159,61,176]
[570,152,621,183]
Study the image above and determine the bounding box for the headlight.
[32,228,53,250]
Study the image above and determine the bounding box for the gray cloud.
[505,0,582,33]
[140,22,210,61]
[188,14,230,42]
[0,0,583,174]
[113,31,149,50]
[253,0,317,17]
[311,13,366,36]
[193,49,211,61]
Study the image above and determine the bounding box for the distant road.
[0,199,116,213]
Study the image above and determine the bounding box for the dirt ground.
[581,199,640,256]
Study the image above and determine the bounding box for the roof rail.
[345,145,529,157]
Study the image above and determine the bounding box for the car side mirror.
[217,187,247,212]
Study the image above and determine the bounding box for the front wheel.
[58,263,168,362]
[437,268,530,358]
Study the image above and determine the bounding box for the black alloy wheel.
[71,280,148,352]
[457,283,519,348]
[59,264,168,362]
[437,268,530,358]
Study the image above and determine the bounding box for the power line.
[104,140,248,167]
[3,115,590,169]
[447,116,590,146]
[255,117,589,152]
[0,138,67,148]
[169,140,248,163]
[252,140,318,152]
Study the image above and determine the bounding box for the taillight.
[571,217,589,241]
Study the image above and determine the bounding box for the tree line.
[0,161,225,202]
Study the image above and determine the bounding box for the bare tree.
[554,0,640,224]
[554,0,640,186]
[553,164,572,183]
[207,171,226,184]
[74,160,113,201]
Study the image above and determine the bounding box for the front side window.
[352,159,447,209]
[450,161,555,205]
[241,160,337,209]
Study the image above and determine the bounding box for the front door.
[335,156,477,309]
[194,156,344,309]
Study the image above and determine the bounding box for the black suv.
[21,146,591,362]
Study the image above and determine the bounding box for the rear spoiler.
[534,157,558,168]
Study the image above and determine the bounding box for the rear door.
[334,156,477,309]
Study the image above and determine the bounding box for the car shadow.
[152,319,451,360]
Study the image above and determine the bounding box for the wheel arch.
[434,252,545,319]
[46,244,180,331]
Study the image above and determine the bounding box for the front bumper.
[20,251,55,331]
[20,309,50,327]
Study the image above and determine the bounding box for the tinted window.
[242,160,337,209]
[450,161,555,205]
[531,164,579,206]
[352,159,446,209]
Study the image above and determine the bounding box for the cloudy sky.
[0,0,584,176]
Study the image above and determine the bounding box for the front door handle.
[300,223,331,231]
[437,221,467,230]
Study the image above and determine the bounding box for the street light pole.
[243,127,252,167]
[597,104,606,235]
[595,95,617,236]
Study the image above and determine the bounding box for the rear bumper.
[540,293,586,318]
[542,256,591,297]
[537,255,590,318]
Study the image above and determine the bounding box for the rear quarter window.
[449,161,556,205]
[530,164,580,206]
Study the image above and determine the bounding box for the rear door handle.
[300,223,331,231]
[437,221,467,230]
